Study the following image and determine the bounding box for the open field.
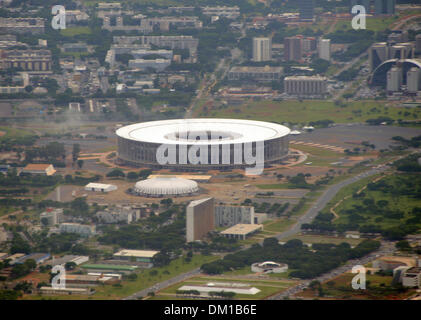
[196,100,421,125]
[156,275,297,300]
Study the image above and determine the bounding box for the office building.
[0,18,44,34]
[228,66,283,81]
[416,34,421,54]
[318,38,331,61]
[374,0,395,15]
[402,267,421,288]
[132,49,173,60]
[386,66,403,92]
[113,249,158,264]
[407,67,420,93]
[21,164,56,176]
[284,36,302,61]
[389,43,414,60]
[96,206,141,224]
[284,76,328,95]
[186,198,214,242]
[388,31,408,44]
[201,6,240,19]
[0,49,52,72]
[299,0,314,21]
[220,223,263,240]
[252,37,272,62]
[302,37,317,52]
[59,223,95,237]
[369,42,389,71]
[214,205,255,227]
[128,58,171,71]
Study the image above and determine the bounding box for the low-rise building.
[228,66,283,81]
[96,206,140,224]
[220,223,263,240]
[40,208,63,226]
[128,58,171,71]
[251,261,288,273]
[20,164,56,176]
[59,223,95,237]
[85,183,117,193]
[284,76,327,96]
[113,249,159,264]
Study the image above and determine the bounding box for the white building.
[407,67,420,93]
[318,38,331,61]
[284,76,328,95]
[253,37,272,62]
[179,282,260,295]
[84,183,117,193]
[96,206,140,224]
[251,261,288,274]
[59,223,95,237]
[128,58,171,71]
[387,66,403,92]
[214,205,254,227]
[402,267,421,288]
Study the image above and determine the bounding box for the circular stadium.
[133,177,199,197]
[116,119,290,171]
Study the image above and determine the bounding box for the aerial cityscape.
[0,0,421,304]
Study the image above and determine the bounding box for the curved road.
[123,165,387,300]
[275,166,387,241]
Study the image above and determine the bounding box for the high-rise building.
[369,42,389,71]
[302,37,317,52]
[299,0,314,21]
[407,67,420,93]
[374,0,395,15]
[318,38,331,61]
[186,198,214,242]
[350,0,371,13]
[415,34,421,54]
[252,37,272,62]
[386,66,402,92]
[214,206,255,228]
[284,36,302,61]
[389,43,414,60]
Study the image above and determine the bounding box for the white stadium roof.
[134,177,199,196]
[116,118,290,145]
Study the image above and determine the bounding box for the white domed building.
[133,177,199,197]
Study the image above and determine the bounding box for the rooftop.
[221,223,263,235]
[113,249,159,258]
[22,163,52,171]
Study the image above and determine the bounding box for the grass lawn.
[197,100,421,125]
[333,173,421,230]
[282,234,362,247]
[61,27,92,37]
[0,126,34,140]
[332,16,398,33]
[158,275,296,300]
[22,254,220,300]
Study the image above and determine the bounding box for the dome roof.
[134,177,199,196]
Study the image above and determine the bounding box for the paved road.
[275,166,387,242]
[268,240,396,300]
[123,268,202,300]
[123,166,387,300]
